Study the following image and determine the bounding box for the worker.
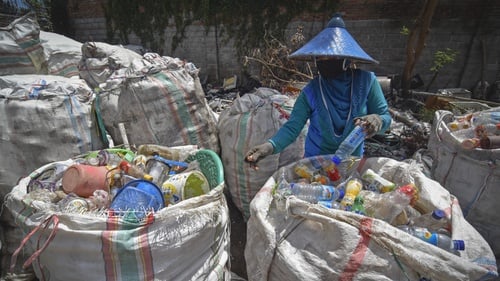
[246,13,391,166]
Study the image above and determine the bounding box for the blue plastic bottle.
[332,125,366,163]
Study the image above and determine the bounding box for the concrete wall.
[66,0,500,92]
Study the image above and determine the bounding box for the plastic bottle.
[294,163,315,181]
[318,200,341,209]
[322,157,341,182]
[339,178,363,210]
[361,184,418,224]
[470,111,500,128]
[119,161,153,181]
[289,183,344,203]
[410,209,449,232]
[361,169,396,193]
[398,225,465,254]
[332,125,365,163]
[146,158,171,186]
[351,195,366,215]
[479,135,500,149]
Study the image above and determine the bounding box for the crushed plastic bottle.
[361,184,418,224]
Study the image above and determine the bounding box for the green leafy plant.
[426,48,459,91]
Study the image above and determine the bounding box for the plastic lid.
[452,240,465,251]
[431,209,446,220]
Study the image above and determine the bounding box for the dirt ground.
[223,188,248,280]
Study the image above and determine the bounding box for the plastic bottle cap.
[453,240,465,251]
[431,209,445,220]
[338,189,345,200]
[331,156,341,165]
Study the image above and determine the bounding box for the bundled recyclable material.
[5,146,229,281]
[245,155,497,281]
[429,108,500,258]
[96,52,220,154]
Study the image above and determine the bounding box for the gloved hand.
[354,114,383,138]
[245,142,274,168]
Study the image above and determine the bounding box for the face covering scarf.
[316,59,348,79]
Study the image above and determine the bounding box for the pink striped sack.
[245,156,497,281]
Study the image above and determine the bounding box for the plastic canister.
[62,164,109,197]
[146,158,170,186]
[161,170,210,205]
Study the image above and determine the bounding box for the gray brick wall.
[70,10,500,93]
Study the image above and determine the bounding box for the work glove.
[245,142,274,169]
[354,114,383,138]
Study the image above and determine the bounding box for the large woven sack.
[0,13,47,75]
[78,42,142,89]
[428,108,500,258]
[97,53,220,154]
[0,74,106,279]
[217,88,305,220]
[245,156,498,281]
[40,31,82,78]
[5,150,230,281]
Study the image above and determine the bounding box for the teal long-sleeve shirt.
[269,69,391,157]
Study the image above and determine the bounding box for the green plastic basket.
[185,149,224,189]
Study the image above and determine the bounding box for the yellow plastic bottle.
[340,178,363,210]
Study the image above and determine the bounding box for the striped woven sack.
[6,158,230,281]
[0,13,47,75]
[217,88,305,221]
[97,53,220,154]
[245,156,498,281]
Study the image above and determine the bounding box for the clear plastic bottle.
[289,183,344,203]
[361,184,417,224]
[410,209,449,232]
[145,158,171,186]
[470,111,500,128]
[322,157,341,182]
[398,225,465,254]
[332,125,365,163]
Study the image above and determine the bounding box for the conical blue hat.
[288,13,378,64]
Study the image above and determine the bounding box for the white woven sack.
[5,159,230,281]
[217,88,305,220]
[245,156,498,281]
[0,74,105,191]
[40,31,82,78]
[0,13,47,75]
[428,109,500,257]
[78,42,142,89]
[97,53,220,154]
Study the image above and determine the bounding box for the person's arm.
[366,78,391,134]
[269,92,311,153]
